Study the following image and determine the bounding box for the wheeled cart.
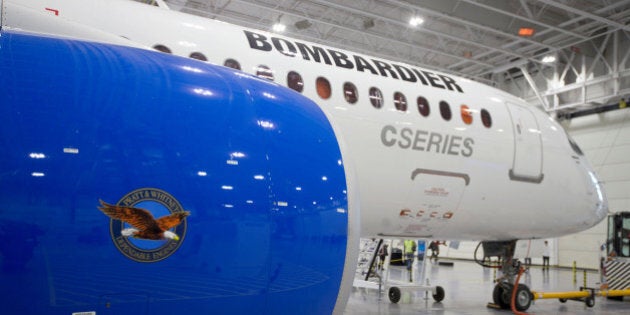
[386,281,445,303]
[353,238,445,304]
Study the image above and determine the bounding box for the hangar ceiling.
[160,0,630,116]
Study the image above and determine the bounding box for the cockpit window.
[568,137,584,156]
[132,0,160,6]
[369,87,383,109]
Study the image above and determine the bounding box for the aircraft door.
[506,103,543,183]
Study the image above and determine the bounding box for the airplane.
[0,0,609,313]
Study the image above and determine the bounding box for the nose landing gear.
[478,240,533,312]
[492,282,532,311]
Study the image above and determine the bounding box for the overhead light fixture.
[272,22,286,33]
[518,27,535,37]
[363,18,375,29]
[490,58,528,74]
[295,19,312,30]
[542,55,556,63]
[409,16,424,27]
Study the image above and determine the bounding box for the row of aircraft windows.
[154,45,493,128]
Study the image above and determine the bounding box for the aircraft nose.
[587,170,608,223]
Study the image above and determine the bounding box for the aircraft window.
[153,44,172,54]
[224,59,241,70]
[316,77,331,99]
[256,65,274,81]
[481,109,492,128]
[369,87,383,109]
[417,96,430,117]
[440,101,452,121]
[343,82,358,104]
[461,105,473,125]
[189,52,207,61]
[287,71,304,93]
[394,92,407,112]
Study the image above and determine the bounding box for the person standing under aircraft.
[377,244,388,270]
[429,241,440,262]
[404,239,416,282]
[542,240,551,270]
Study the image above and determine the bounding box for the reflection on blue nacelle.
[0,31,348,314]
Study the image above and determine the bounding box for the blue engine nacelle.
[0,31,350,314]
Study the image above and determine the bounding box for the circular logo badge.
[103,188,188,263]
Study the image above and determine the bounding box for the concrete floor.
[345,259,629,314]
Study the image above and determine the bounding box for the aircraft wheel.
[432,286,445,302]
[388,287,401,303]
[493,284,510,309]
[514,284,532,312]
[585,297,595,308]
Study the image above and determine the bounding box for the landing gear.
[514,284,533,311]
[479,240,533,312]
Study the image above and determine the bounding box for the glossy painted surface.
[8,0,607,242]
[0,31,349,314]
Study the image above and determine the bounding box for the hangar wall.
[559,107,630,270]
[435,109,629,270]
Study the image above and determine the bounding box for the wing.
[156,211,190,230]
[98,199,160,232]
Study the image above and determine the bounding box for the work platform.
[344,259,629,314]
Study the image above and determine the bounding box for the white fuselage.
[6,0,608,241]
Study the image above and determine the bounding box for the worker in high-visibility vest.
[404,239,416,282]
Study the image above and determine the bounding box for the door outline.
[506,103,544,183]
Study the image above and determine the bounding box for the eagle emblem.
[98,200,189,241]
[99,188,189,262]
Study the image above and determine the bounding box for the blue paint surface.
[0,31,348,314]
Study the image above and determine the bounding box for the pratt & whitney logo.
[98,188,190,263]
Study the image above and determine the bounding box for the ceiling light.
[542,55,556,63]
[409,17,424,27]
[518,27,535,37]
[272,23,286,32]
